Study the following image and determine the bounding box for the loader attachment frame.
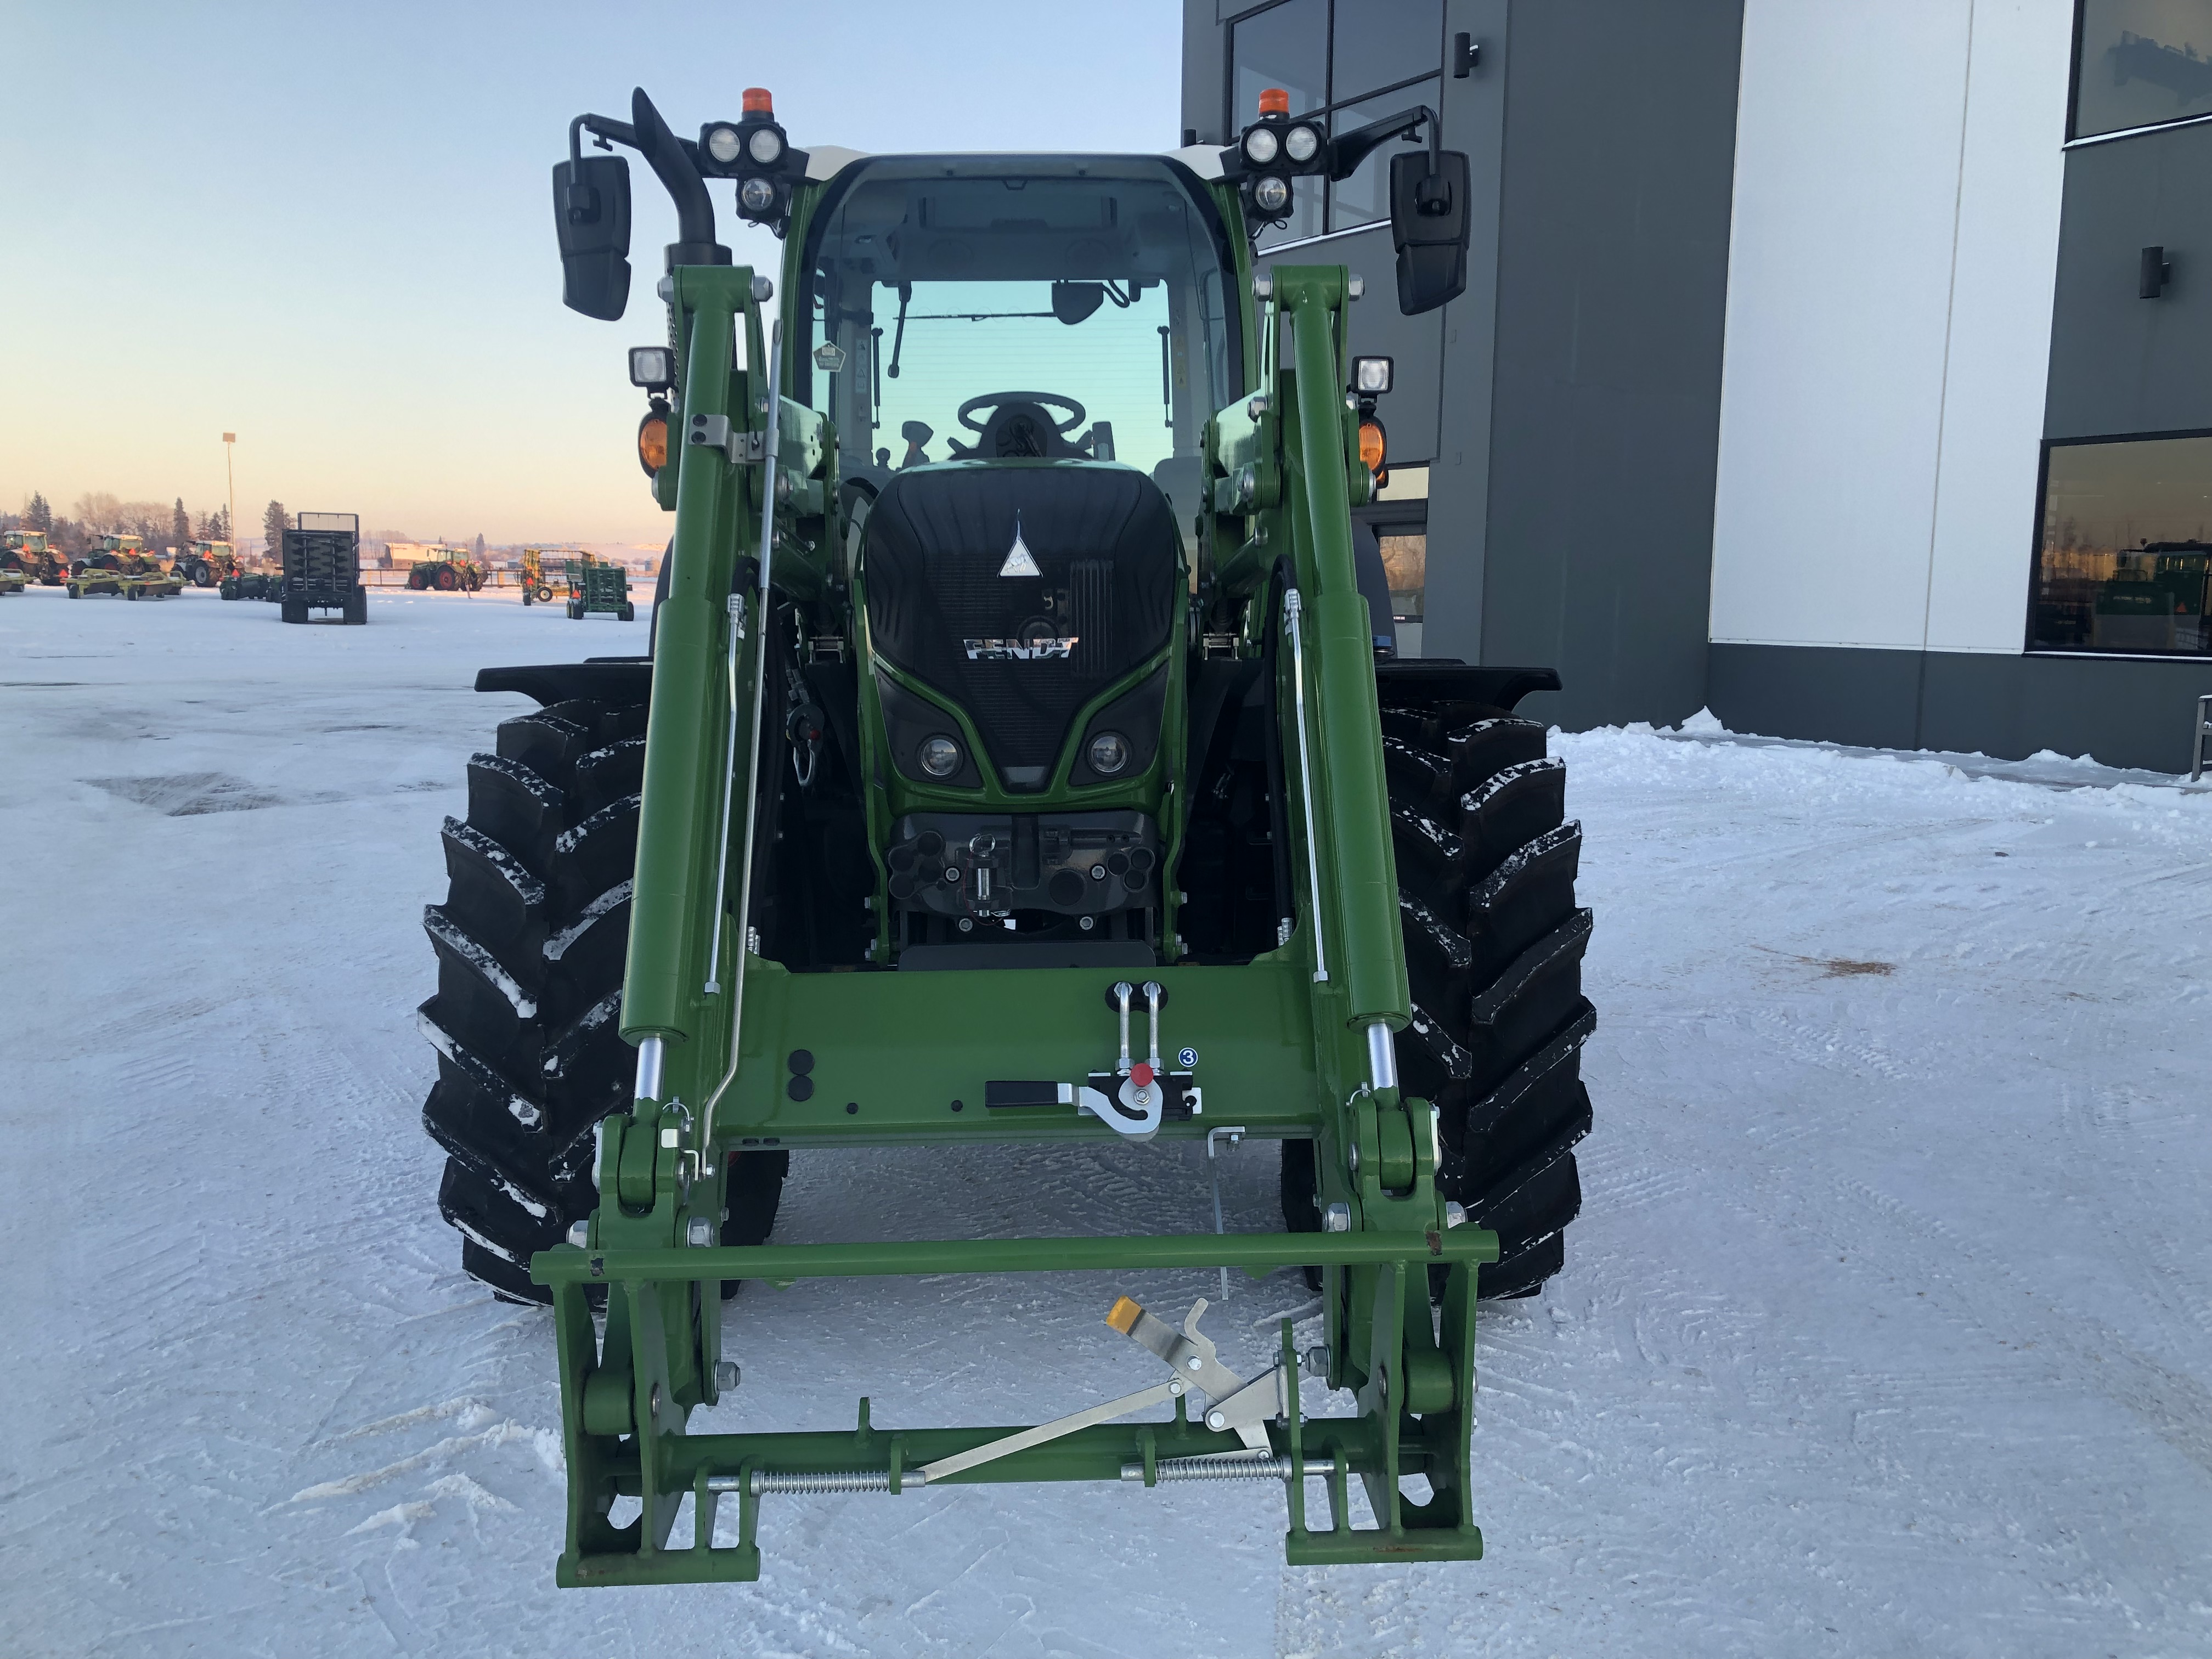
[529,193,1492,1577]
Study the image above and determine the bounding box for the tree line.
[2,492,302,558]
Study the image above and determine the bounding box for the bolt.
[1206,1410,1227,1430]
[1347,274,1365,300]
[1186,1355,1203,1372]
[714,1360,741,1391]
[1347,1144,1360,1177]
[1302,1345,1330,1376]
[566,1220,589,1248]
[1444,1201,1469,1229]
[686,1216,715,1248]
[1322,1202,1351,1233]
[750,275,774,303]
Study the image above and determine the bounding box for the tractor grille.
[864,466,1177,782]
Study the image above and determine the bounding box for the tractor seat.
[864,465,1179,788]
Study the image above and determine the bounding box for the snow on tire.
[1383,698,1593,1299]
[417,693,650,1300]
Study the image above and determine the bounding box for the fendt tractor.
[173,539,238,588]
[406,547,486,591]
[416,85,1594,1586]
[3,531,63,586]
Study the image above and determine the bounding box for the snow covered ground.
[2,584,2207,1658]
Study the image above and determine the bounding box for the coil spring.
[1121,1454,1340,1483]
[736,1469,911,1496]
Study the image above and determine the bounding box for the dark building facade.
[1186,0,2212,772]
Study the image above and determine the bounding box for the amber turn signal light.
[1358,415,1387,479]
[638,403,670,476]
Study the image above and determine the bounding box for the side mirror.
[552,153,633,320]
[1390,149,1471,314]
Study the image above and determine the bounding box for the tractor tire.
[126,585,140,601]
[281,598,308,624]
[520,588,532,607]
[466,570,483,592]
[617,602,635,623]
[417,689,787,1302]
[65,583,79,599]
[537,585,555,605]
[1282,699,1593,1301]
[343,583,367,626]
[566,600,584,620]
[436,567,459,592]
[407,568,428,591]
[219,579,239,600]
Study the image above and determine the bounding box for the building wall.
[1477,0,1742,730]
[1708,0,2072,656]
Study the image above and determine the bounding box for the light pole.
[222,432,235,544]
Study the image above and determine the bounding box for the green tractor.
[67,538,184,599]
[174,539,238,589]
[417,85,1590,1586]
[564,550,636,620]
[2,530,63,587]
[407,547,486,591]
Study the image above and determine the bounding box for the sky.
[0,1,1184,545]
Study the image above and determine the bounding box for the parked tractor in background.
[1,535,57,592]
[173,539,239,589]
[279,512,368,624]
[563,550,635,620]
[417,83,1587,1586]
[519,546,560,605]
[71,534,148,578]
[4,531,65,586]
[67,540,184,600]
[406,548,486,591]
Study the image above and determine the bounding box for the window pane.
[2034,433,2212,653]
[2074,0,2212,138]
[1331,0,1446,103]
[1330,78,1442,233]
[1232,0,1328,127]
[1380,532,1426,620]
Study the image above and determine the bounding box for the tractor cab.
[791,155,1238,966]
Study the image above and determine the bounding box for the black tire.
[281,598,308,624]
[566,600,584,620]
[417,686,787,1301]
[617,602,635,622]
[1281,698,1593,1301]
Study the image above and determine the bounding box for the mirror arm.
[572,113,639,166]
[1327,104,1439,183]
[630,86,727,266]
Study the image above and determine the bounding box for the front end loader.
[416,84,1594,1586]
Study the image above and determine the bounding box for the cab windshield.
[796,156,1241,519]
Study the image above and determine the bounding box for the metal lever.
[910,1296,1282,1486]
[1205,1126,1248,1299]
[1113,980,1133,1075]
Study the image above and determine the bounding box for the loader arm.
[523,148,1496,1587]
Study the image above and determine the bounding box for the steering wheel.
[956,391,1086,438]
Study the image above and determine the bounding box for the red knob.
[1131,1062,1154,1088]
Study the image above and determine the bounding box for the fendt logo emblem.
[997,512,1042,578]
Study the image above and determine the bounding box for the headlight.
[1243,125,1280,166]
[1352,354,1393,394]
[705,125,742,165]
[1284,123,1321,164]
[747,126,783,166]
[1252,175,1290,215]
[1087,731,1131,775]
[918,735,962,777]
[739,176,778,214]
[628,346,674,390]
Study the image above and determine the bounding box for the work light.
[705,125,742,164]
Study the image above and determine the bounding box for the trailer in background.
[280,512,367,625]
